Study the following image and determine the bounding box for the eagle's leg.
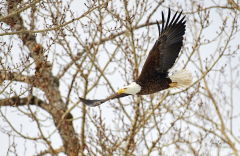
[169,82,177,88]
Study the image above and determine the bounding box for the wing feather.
[138,8,186,80]
[79,93,130,107]
[161,11,165,33]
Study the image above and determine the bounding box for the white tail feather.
[169,69,193,89]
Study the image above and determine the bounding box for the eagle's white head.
[118,82,141,95]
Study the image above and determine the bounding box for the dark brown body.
[136,72,172,95]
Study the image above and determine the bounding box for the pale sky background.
[0,0,240,155]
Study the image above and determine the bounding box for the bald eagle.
[79,8,192,107]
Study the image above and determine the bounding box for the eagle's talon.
[169,82,177,88]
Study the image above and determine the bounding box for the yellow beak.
[118,88,126,94]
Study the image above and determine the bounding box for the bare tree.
[0,0,240,155]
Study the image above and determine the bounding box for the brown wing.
[79,93,130,107]
[137,8,186,81]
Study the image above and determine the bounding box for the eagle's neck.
[125,82,141,94]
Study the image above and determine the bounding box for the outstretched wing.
[138,8,186,80]
[79,93,130,107]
